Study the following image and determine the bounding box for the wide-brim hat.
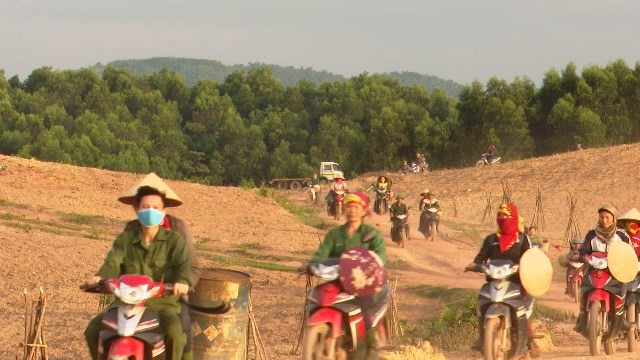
[519,248,553,297]
[608,241,638,283]
[339,247,385,297]
[598,204,618,218]
[118,172,183,207]
[618,208,640,222]
[420,189,434,196]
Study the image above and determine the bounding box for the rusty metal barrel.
[189,269,251,360]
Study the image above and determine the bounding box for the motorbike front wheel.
[334,202,342,221]
[428,223,436,242]
[573,281,580,304]
[303,324,341,360]
[628,302,637,353]
[588,301,603,356]
[483,317,507,360]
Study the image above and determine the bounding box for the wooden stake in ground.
[482,192,493,224]
[385,278,404,344]
[246,288,269,360]
[563,195,582,246]
[452,194,458,218]
[501,180,513,204]
[17,287,49,360]
[290,274,314,355]
[530,187,546,232]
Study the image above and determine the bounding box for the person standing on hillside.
[117,172,201,360]
[300,192,388,360]
[466,203,540,358]
[84,185,192,360]
[573,204,631,333]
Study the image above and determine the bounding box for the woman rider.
[573,204,631,332]
[300,192,388,360]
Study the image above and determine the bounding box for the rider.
[415,153,428,172]
[398,160,410,175]
[564,237,584,296]
[84,185,191,360]
[308,172,321,200]
[467,203,540,358]
[301,192,388,360]
[617,208,640,258]
[325,175,347,212]
[573,204,631,333]
[390,195,409,238]
[119,173,201,360]
[369,175,393,201]
[485,144,496,164]
[418,190,442,237]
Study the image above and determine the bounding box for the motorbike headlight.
[115,283,154,305]
[486,264,514,280]
[589,258,608,270]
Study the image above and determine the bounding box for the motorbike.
[81,275,174,360]
[465,260,530,360]
[308,184,320,205]
[419,206,439,242]
[408,161,428,174]
[327,190,346,221]
[624,263,640,352]
[567,260,585,303]
[581,252,626,355]
[475,154,501,167]
[373,188,389,215]
[303,260,389,360]
[390,214,409,248]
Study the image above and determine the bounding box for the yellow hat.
[118,172,183,207]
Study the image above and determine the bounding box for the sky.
[1,0,639,86]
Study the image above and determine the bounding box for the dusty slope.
[0,143,639,359]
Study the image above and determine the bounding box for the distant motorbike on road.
[391,214,409,248]
[567,260,584,303]
[419,206,440,242]
[373,188,390,215]
[308,184,320,205]
[624,264,640,352]
[476,153,501,167]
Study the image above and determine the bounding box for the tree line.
[0,59,639,186]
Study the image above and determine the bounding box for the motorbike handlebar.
[80,278,175,297]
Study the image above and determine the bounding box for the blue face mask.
[137,208,165,227]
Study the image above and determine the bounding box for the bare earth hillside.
[1,144,639,359]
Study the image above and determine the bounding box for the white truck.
[268,162,344,190]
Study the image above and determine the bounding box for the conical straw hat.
[519,248,553,297]
[118,172,183,207]
[618,208,640,222]
[608,241,638,283]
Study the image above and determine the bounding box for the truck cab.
[319,162,344,185]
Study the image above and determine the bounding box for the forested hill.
[88,57,464,98]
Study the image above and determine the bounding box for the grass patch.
[407,284,572,351]
[200,253,297,272]
[60,212,108,225]
[256,184,332,230]
[0,198,30,208]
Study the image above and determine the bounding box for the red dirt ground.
[1,143,639,359]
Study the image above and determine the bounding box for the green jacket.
[97,227,192,287]
[311,223,387,265]
[390,203,408,217]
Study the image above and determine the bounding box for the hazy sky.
[2,0,639,85]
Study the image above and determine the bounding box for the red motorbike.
[328,190,346,221]
[303,260,389,360]
[82,275,173,359]
[567,260,584,303]
[581,252,626,356]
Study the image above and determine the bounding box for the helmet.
[598,204,618,218]
[571,237,583,245]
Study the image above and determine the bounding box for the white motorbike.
[476,153,501,167]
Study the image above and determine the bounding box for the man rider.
[466,203,540,358]
[84,186,191,360]
[118,173,201,360]
[418,190,442,237]
[389,195,409,239]
[300,192,388,359]
[485,144,496,164]
[308,172,321,201]
[398,160,410,175]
